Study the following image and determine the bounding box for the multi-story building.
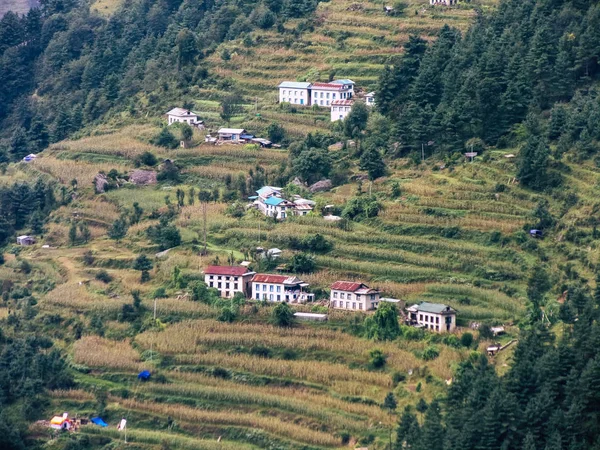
[406,302,457,332]
[330,281,381,311]
[278,82,312,105]
[204,266,255,298]
[310,80,355,107]
[250,186,314,220]
[251,274,314,303]
[166,107,203,127]
[331,99,354,121]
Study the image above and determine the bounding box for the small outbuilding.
[166,108,203,128]
[218,128,246,142]
[17,235,35,246]
[294,312,328,322]
[50,413,73,431]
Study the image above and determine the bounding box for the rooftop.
[413,302,457,314]
[264,196,287,206]
[312,82,345,91]
[166,107,198,117]
[252,274,305,285]
[204,265,253,276]
[331,281,366,292]
[218,128,246,134]
[278,81,312,89]
[256,186,282,197]
[331,99,354,106]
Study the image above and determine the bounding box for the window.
[218,282,222,288]
[282,90,286,95]
[436,317,439,324]
[333,292,338,298]
[326,93,330,99]
[225,291,230,297]
[320,100,323,105]
[276,286,281,292]
[436,326,439,331]
[209,275,213,280]
[340,293,345,299]
[332,93,336,99]
[352,302,356,309]
[218,276,222,280]
[256,293,260,299]
[255,283,259,291]
[419,314,423,321]
[347,294,352,300]
[332,106,337,112]
[346,302,350,308]
[333,300,337,307]
[269,285,274,292]
[234,277,238,281]
[226,283,230,289]
[209,282,213,287]
[263,284,267,291]
[320,92,324,98]
[269,294,273,301]
[359,303,363,310]
[234,283,238,290]
[277,295,281,301]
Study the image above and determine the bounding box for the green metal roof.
[417,302,456,314]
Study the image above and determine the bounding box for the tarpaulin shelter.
[50,413,73,430]
[138,370,151,380]
[91,417,108,427]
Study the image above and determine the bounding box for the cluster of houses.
[204,265,457,332]
[249,186,315,219]
[277,79,375,122]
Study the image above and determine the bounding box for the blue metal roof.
[265,197,285,206]
[278,81,312,89]
[332,79,355,85]
[256,186,281,196]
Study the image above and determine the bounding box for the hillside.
[1,0,600,449]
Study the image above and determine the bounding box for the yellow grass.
[118,398,341,447]
[32,158,131,186]
[73,336,145,370]
[43,283,127,313]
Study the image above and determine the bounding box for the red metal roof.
[331,99,354,106]
[331,281,365,291]
[252,274,302,284]
[204,266,251,276]
[311,82,344,90]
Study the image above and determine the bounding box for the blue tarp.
[138,370,151,380]
[91,417,108,427]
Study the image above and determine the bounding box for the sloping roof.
[331,99,354,106]
[331,281,366,291]
[365,92,375,97]
[252,274,304,284]
[204,265,251,276]
[218,128,246,134]
[415,302,456,314]
[312,82,345,90]
[331,79,356,85]
[356,287,379,295]
[167,107,198,117]
[257,186,282,197]
[278,81,312,89]
[265,196,286,206]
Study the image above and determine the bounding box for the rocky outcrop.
[94,173,109,193]
[130,170,157,186]
[309,179,333,193]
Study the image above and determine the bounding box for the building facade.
[166,108,202,126]
[331,99,354,121]
[204,266,255,298]
[218,128,246,142]
[365,92,375,107]
[250,186,314,220]
[278,81,312,105]
[252,274,314,303]
[406,302,457,332]
[330,281,381,311]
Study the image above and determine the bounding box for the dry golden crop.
[73,336,145,371]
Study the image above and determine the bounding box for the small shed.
[294,312,328,322]
[17,235,35,246]
[530,229,543,238]
[266,248,282,259]
[218,128,246,142]
[22,153,37,162]
[251,138,273,148]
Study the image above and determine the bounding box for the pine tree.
[108,217,128,242]
[396,406,419,450]
[69,222,78,246]
[133,254,153,282]
[79,222,91,243]
[359,147,386,180]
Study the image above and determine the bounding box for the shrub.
[288,253,316,274]
[272,302,294,327]
[135,151,158,167]
[151,128,178,149]
[369,349,386,369]
[152,287,167,299]
[95,270,113,283]
[422,346,440,361]
[460,332,474,348]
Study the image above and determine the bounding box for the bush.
[460,332,474,348]
[422,346,440,361]
[135,151,158,167]
[272,302,294,327]
[369,349,387,369]
[151,128,178,149]
[152,287,167,299]
[287,253,316,273]
[95,270,112,283]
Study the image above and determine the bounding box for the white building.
[311,80,355,107]
[365,92,375,107]
[406,302,457,332]
[278,81,312,106]
[204,265,255,298]
[166,108,203,127]
[330,281,380,311]
[251,274,314,303]
[430,0,457,4]
[331,99,354,122]
[16,235,35,246]
[250,186,314,220]
[218,128,246,142]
